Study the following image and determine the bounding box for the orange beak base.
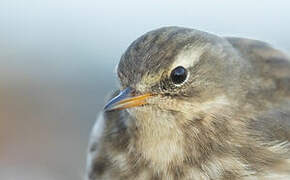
[104,88,153,111]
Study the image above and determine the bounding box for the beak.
[104,87,153,111]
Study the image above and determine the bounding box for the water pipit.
[86,27,290,180]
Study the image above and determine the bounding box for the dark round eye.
[170,66,188,85]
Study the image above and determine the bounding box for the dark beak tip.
[103,104,110,111]
[103,87,132,111]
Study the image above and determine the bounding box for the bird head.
[104,26,249,122]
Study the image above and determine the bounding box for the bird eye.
[170,66,188,85]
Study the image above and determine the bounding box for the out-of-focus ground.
[0,0,289,179]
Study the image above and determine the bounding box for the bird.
[85,26,290,180]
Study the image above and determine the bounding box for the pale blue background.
[0,0,289,179]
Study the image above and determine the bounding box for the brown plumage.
[86,27,290,180]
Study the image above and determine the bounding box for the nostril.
[130,88,138,96]
[129,88,148,97]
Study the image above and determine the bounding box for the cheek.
[147,96,186,112]
[146,96,207,120]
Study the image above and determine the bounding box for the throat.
[128,107,185,168]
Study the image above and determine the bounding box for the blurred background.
[0,0,289,179]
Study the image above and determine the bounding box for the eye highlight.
[170,66,188,85]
